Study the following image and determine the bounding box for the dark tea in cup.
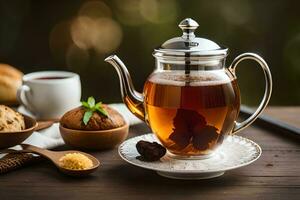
[34,76,69,80]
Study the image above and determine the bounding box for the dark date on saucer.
[136,140,166,162]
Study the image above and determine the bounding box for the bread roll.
[0,105,25,132]
[0,64,23,103]
[60,105,126,131]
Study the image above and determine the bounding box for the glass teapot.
[105,18,272,158]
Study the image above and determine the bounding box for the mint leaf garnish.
[81,96,109,125]
[81,101,89,108]
[95,102,102,109]
[96,107,108,117]
[87,97,95,107]
[83,110,93,125]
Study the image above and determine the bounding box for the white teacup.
[17,71,81,120]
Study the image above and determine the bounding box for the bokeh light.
[92,17,123,54]
[49,0,123,70]
[71,16,95,50]
[71,16,122,54]
[79,0,112,19]
[218,1,252,26]
[114,0,145,26]
[139,0,178,24]
[114,0,178,26]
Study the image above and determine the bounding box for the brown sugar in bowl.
[59,106,129,150]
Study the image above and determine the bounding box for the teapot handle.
[229,53,272,134]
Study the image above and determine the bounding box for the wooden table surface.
[0,107,299,200]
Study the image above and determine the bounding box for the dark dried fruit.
[136,141,166,161]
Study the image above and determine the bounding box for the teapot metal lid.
[153,18,228,60]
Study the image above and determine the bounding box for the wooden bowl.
[59,122,129,150]
[0,115,37,149]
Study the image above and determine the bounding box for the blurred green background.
[0,0,299,105]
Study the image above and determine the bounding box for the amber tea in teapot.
[144,71,240,156]
[105,18,272,159]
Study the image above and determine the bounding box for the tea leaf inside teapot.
[169,108,220,151]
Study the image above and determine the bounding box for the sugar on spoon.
[1,144,100,176]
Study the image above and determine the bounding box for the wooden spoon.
[1,144,100,176]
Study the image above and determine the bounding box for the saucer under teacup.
[119,134,261,180]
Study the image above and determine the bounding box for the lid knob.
[178,18,199,40]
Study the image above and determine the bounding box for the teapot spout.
[104,55,145,121]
